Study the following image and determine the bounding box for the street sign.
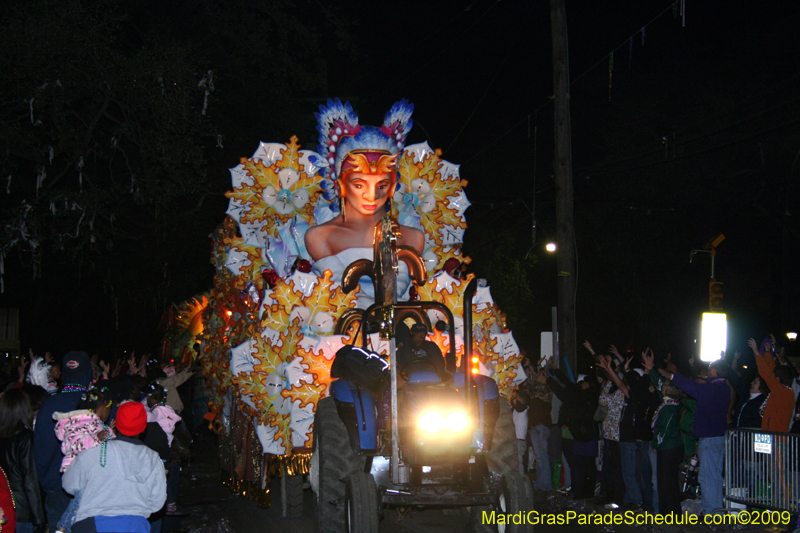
[754,433,772,454]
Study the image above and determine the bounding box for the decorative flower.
[225,137,322,228]
[393,142,470,270]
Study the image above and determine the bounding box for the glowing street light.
[700,312,727,362]
[545,242,557,253]
[788,332,798,342]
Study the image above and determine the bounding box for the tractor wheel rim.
[498,491,508,533]
[346,494,353,533]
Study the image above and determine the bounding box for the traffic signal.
[709,281,723,311]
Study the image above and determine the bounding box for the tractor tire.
[344,472,379,533]
[500,472,534,533]
[486,400,521,475]
[468,473,534,533]
[283,473,305,519]
[313,396,364,533]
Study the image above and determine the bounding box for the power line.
[445,37,517,154]
[577,95,800,175]
[583,116,800,178]
[462,0,683,167]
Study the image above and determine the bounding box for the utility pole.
[550,0,578,371]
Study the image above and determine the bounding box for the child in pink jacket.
[146,383,181,446]
[54,389,114,472]
[53,389,114,532]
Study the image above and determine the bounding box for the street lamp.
[788,332,798,342]
[545,242,557,253]
[700,312,727,362]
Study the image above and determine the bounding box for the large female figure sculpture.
[305,100,423,308]
[201,98,524,485]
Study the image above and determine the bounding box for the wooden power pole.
[550,0,578,371]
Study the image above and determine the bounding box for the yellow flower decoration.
[494,352,524,400]
[221,235,265,290]
[233,321,307,425]
[210,217,239,289]
[267,270,359,337]
[232,371,269,419]
[225,137,320,229]
[394,146,469,252]
[266,411,292,453]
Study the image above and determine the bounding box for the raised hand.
[623,354,633,372]
[609,344,622,360]
[99,360,110,379]
[657,368,672,379]
[18,355,29,382]
[583,340,595,355]
[747,338,759,356]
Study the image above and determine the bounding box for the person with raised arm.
[659,357,730,517]
[748,337,794,433]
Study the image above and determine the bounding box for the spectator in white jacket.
[62,402,166,533]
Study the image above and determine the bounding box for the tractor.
[309,217,534,532]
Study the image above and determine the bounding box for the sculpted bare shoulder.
[305,223,336,260]
[399,225,424,253]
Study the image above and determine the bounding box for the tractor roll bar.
[360,301,457,371]
[463,278,478,414]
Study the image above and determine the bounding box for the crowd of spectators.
[512,334,800,518]
[0,349,203,533]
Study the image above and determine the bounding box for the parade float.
[195,99,527,510]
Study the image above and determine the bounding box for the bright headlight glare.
[418,411,444,433]
[417,410,469,433]
[445,411,468,431]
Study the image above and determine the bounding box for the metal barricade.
[725,428,800,512]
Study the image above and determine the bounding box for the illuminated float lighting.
[469,354,480,376]
[700,312,727,362]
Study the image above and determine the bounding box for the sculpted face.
[343,171,393,217]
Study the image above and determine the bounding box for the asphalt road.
[176,432,791,533]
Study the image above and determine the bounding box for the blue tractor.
[309,219,534,532]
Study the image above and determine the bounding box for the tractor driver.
[397,323,447,379]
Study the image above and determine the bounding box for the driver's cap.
[410,323,428,334]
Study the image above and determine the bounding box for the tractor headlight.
[417,410,469,433]
[445,411,468,431]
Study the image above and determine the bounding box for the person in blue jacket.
[33,351,94,530]
[659,359,731,517]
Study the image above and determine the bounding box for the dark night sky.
[1,0,798,361]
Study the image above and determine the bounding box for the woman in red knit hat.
[62,401,165,533]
